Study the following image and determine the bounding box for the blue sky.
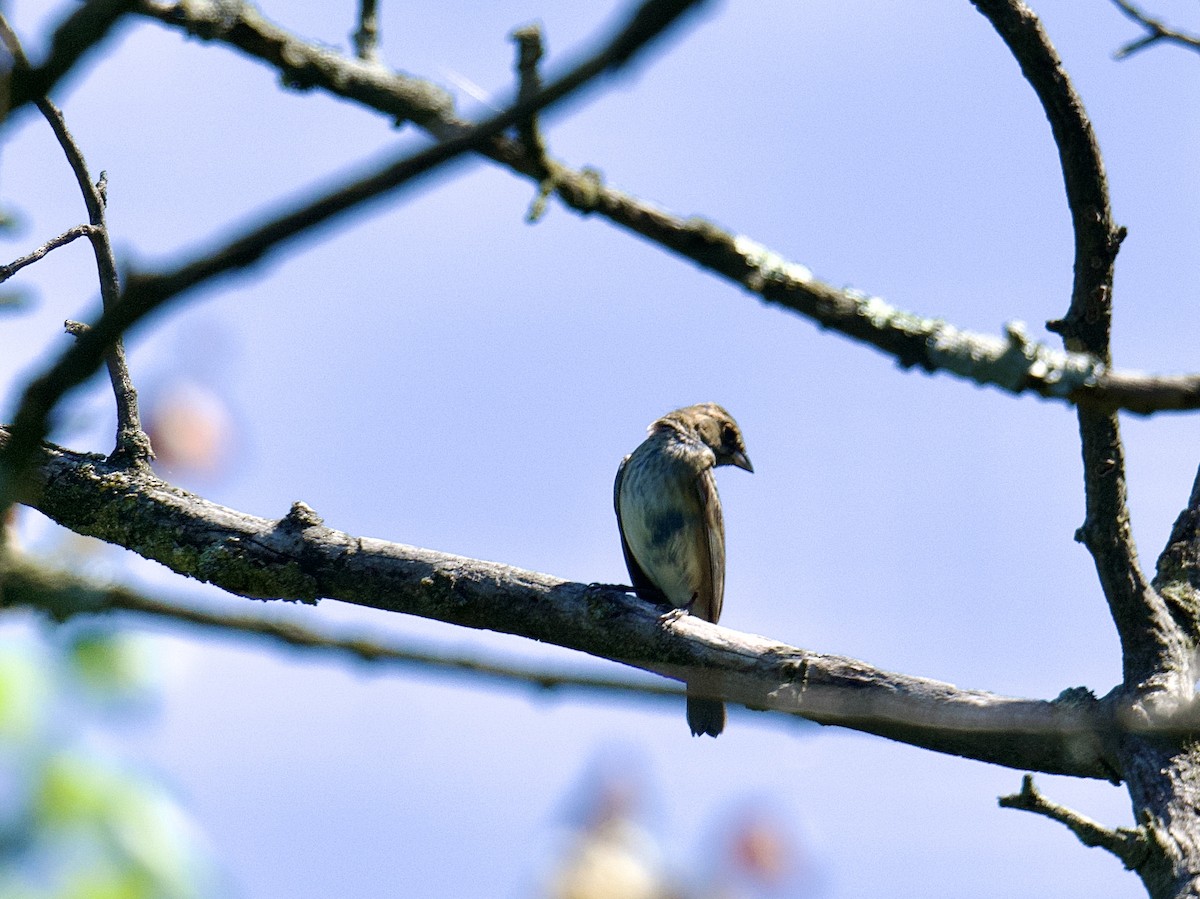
[5,1,1200,896]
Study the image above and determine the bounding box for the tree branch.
[127,1,1200,417]
[969,0,1180,692]
[0,225,97,283]
[0,427,1123,779]
[999,774,1149,869]
[971,5,1200,892]
[1,0,136,122]
[352,0,381,64]
[0,0,709,515]
[510,22,553,221]
[1110,0,1200,59]
[0,15,152,466]
[0,551,692,705]
[1153,465,1200,646]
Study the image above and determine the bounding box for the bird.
[613,403,753,737]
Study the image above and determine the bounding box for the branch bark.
[0,0,708,515]
[970,0,1188,692]
[0,426,1122,779]
[0,551,695,704]
[970,3,1200,896]
[129,0,1200,418]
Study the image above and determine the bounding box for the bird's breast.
[618,448,708,609]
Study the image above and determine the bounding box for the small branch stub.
[352,0,381,63]
[282,500,323,530]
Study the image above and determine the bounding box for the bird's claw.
[659,607,689,625]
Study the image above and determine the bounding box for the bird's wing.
[614,455,667,605]
[693,468,725,624]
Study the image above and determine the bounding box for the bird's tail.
[686,691,725,737]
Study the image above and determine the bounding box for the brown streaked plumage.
[614,403,753,737]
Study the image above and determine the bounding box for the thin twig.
[1110,0,1200,59]
[0,224,96,284]
[510,27,551,170]
[0,552,687,703]
[999,775,1149,869]
[0,15,152,466]
[511,24,554,221]
[352,0,380,63]
[0,0,710,515]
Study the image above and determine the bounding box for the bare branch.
[1,0,136,122]
[0,551,688,704]
[0,224,96,283]
[126,2,1200,418]
[999,775,1149,869]
[969,0,1180,692]
[0,427,1123,778]
[1088,371,1200,416]
[1153,466,1200,648]
[352,0,381,63]
[0,0,710,515]
[0,16,152,466]
[510,23,555,220]
[512,28,550,163]
[1110,0,1200,59]
[969,0,1119,355]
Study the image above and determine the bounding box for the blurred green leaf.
[0,645,50,739]
[37,752,109,827]
[0,289,35,312]
[66,633,150,699]
[60,861,156,899]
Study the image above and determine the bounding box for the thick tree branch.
[0,427,1122,779]
[970,0,1180,693]
[127,1,1200,417]
[1154,465,1200,645]
[0,0,708,515]
[971,4,1200,894]
[1,0,136,122]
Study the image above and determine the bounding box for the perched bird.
[614,403,753,737]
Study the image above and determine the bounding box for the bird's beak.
[731,451,754,473]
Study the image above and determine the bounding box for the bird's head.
[657,403,753,473]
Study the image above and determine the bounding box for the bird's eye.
[721,424,736,444]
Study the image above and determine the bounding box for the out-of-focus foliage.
[0,620,220,899]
